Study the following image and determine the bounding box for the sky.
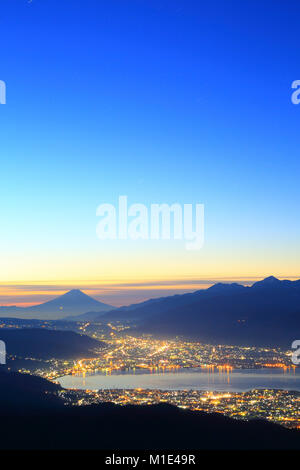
[1,0,300,307]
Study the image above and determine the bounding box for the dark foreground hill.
[0,328,103,359]
[0,369,62,410]
[0,369,300,450]
[100,276,300,347]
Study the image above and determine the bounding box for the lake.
[58,367,300,392]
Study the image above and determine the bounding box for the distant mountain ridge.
[2,277,300,346]
[97,279,250,322]
[98,276,300,347]
[0,289,113,320]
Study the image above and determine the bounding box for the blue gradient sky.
[0,0,300,306]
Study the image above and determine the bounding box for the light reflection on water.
[58,367,300,392]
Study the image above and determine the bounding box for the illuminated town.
[2,318,299,430]
[59,387,300,430]
[8,328,296,379]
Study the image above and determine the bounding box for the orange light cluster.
[263,363,296,370]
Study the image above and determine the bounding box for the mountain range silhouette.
[1,277,300,347]
[0,289,113,320]
[99,276,300,347]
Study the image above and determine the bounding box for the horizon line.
[0,275,299,308]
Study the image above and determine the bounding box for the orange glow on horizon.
[0,275,299,307]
